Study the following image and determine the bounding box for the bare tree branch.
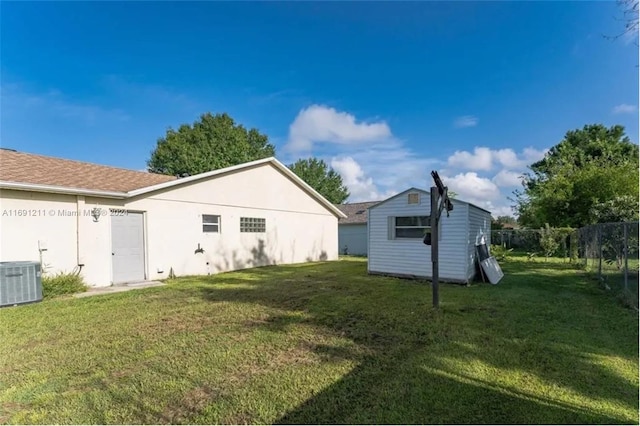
[604,0,639,46]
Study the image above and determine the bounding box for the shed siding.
[466,205,492,281]
[368,189,470,282]
[338,224,367,255]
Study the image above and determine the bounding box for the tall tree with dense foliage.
[515,124,639,228]
[288,158,350,204]
[148,113,275,176]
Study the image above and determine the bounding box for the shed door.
[111,212,145,284]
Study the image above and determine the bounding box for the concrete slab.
[74,281,165,298]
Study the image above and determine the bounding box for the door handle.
[112,252,115,255]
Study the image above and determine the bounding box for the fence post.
[623,222,628,292]
[598,225,602,279]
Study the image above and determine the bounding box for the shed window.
[203,214,220,233]
[408,193,420,204]
[240,217,266,233]
[393,215,430,239]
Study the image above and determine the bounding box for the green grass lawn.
[1,257,637,424]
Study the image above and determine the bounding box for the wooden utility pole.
[427,171,453,309]
[430,187,440,308]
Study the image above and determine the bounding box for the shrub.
[42,272,87,298]
[490,244,513,261]
[539,223,560,261]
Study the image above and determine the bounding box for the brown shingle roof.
[0,149,176,192]
[335,201,380,224]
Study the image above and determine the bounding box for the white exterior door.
[111,212,145,284]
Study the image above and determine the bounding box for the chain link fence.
[491,229,540,251]
[492,224,638,309]
[577,222,639,309]
[491,229,573,259]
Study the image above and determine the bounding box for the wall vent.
[0,261,43,307]
[408,193,420,204]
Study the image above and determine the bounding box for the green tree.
[148,113,275,176]
[288,158,350,204]
[590,195,639,223]
[515,124,639,228]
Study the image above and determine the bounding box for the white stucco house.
[0,149,345,287]
[336,201,379,256]
[368,187,491,283]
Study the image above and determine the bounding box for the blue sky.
[2,1,638,215]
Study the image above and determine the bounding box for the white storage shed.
[367,187,492,283]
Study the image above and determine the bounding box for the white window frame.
[387,215,442,240]
[202,214,220,233]
[393,215,430,239]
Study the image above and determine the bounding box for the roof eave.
[0,158,349,219]
[0,181,127,199]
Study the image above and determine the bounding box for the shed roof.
[335,201,380,224]
[370,187,492,215]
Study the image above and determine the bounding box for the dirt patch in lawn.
[0,402,27,423]
[161,385,221,424]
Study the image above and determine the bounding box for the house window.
[240,217,266,233]
[202,214,220,233]
[408,193,420,204]
[394,216,430,238]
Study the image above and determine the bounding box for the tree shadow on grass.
[275,344,627,425]
[194,261,638,424]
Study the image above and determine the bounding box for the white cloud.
[447,146,546,171]
[330,156,397,202]
[448,147,493,171]
[444,172,501,204]
[444,146,546,216]
[283,105,542,217]
[453,115,479,128]
[521,147,547,164]
[321,142,438,202]
[493,149,521,169]
[286,105,392,152]
[283,105,439,202]
[612,104,638,114]
[492,170,523,187]
[486,203,515,218]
